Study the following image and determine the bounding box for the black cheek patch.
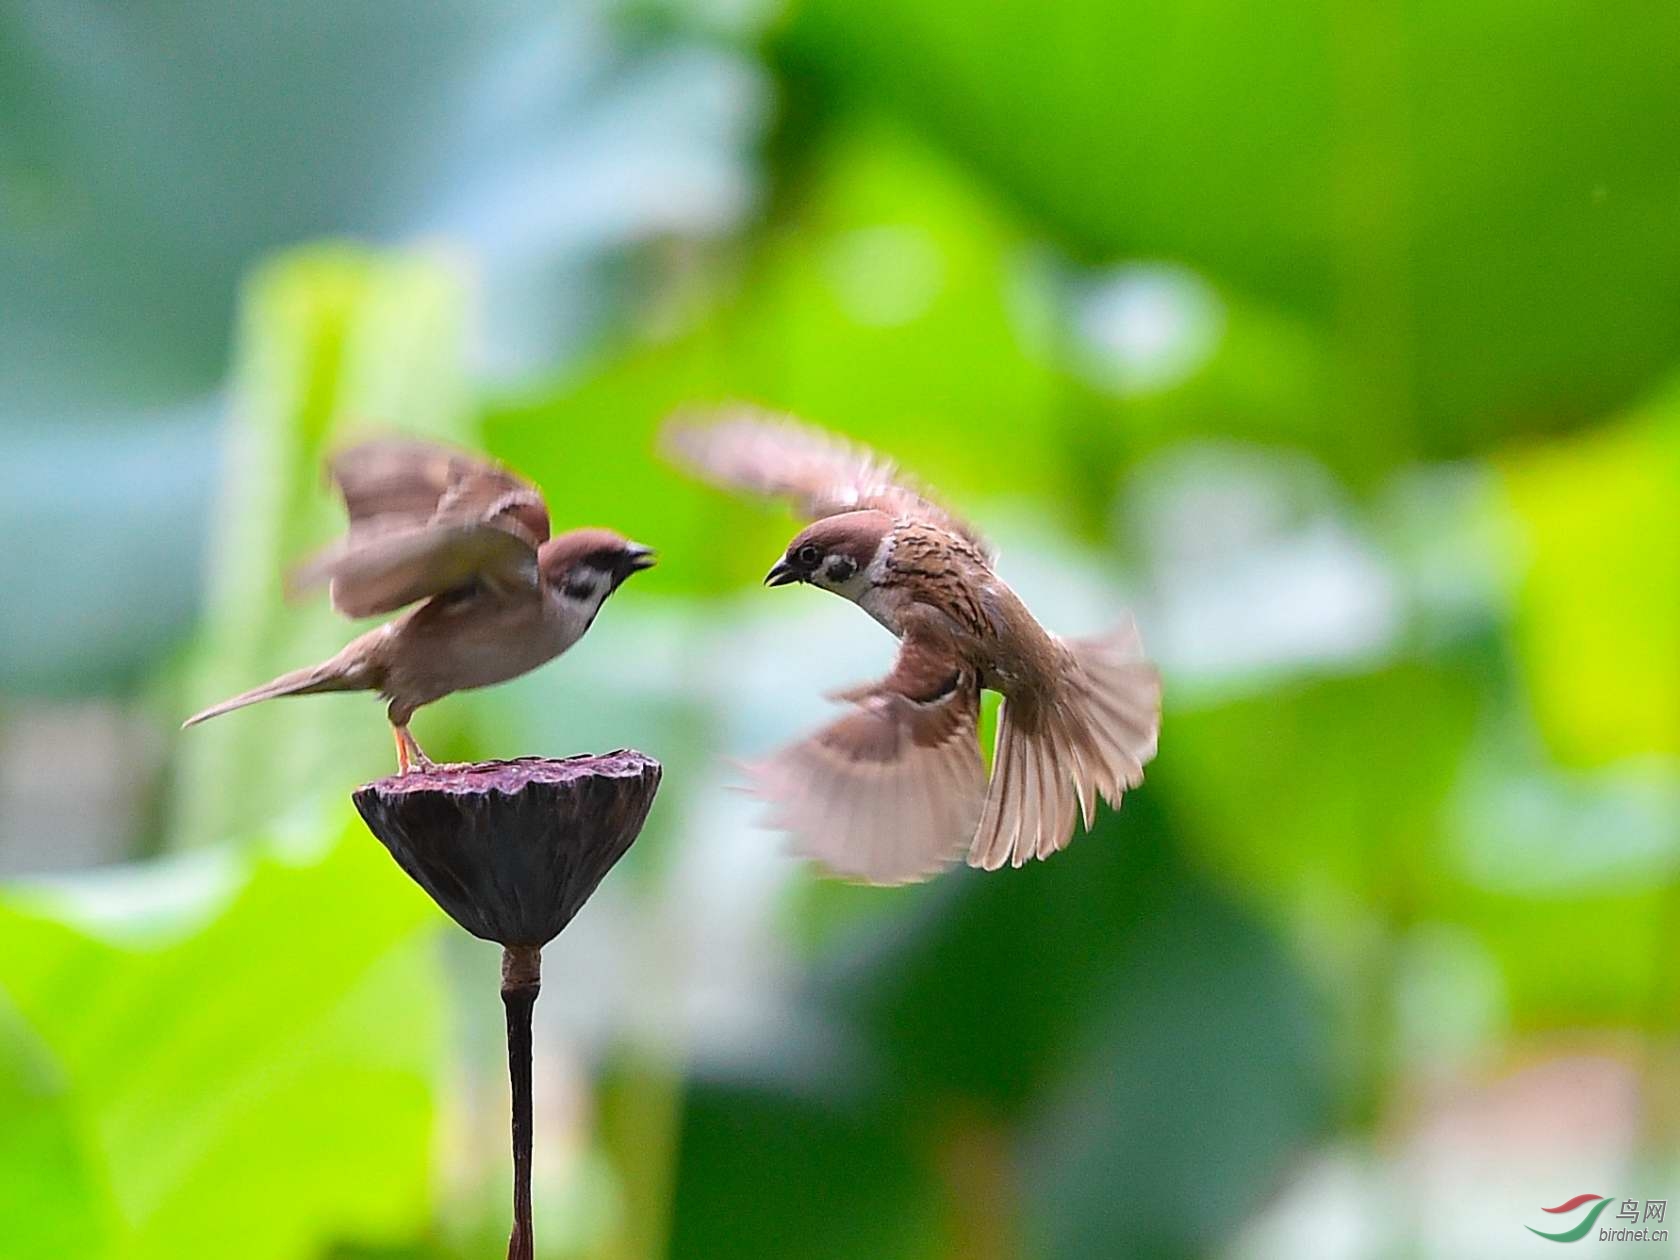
[827,557,858,582]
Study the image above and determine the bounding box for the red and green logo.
[1528,1195,1613,1243]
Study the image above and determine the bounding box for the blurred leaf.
[593,1055,686,1260]
[1157,649,1680,1032]
[1500,389,1680,767]
[0,411,213,695]
[1443,726,1680,1028]
[796,792,1329,1255]
[781,0,1680,453]
[1456,886,1674,1031]
[821,792,1324,1107]
[0,0,498,410]
[817,800,1183,1114]
[1049,278,1352,492]
[0,0,759,416]
[667,1074,941,1260]
[1157,660,1482,911]
[0,816,444,1260]
[171,246,477,846]
[0,1002,115,1257]
[1023,888,1328,1260]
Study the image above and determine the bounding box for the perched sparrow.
[184,438,655,771]
[665,408,1161,884]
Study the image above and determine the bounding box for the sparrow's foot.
[393,725,434,775]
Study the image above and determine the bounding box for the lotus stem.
[502,944,542,1260]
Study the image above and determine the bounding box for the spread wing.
[297,523,539,619]
[291,438,547,618]
[663,406,992,557]
[326,437,551,543]
[747,623,986,885]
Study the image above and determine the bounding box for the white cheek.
[852,546,899,623]
[827,571,869,600]
[816,553,880,602]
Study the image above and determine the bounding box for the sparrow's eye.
[796,544,822,567]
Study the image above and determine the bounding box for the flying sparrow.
[665,408,1161,885]
[184,438,656,772]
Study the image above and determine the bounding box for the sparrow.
[664,408,1161,884]
[183,437,656,772]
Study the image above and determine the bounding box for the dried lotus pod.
[353,750,661,1260]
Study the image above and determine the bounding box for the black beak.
[764,557,800,587]
[619,543,657,577]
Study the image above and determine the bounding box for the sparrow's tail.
[181,653,371,729]
[968,617,1161,870]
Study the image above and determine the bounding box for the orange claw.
[393,725,432,774]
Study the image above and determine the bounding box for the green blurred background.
[2,2,1677,1257]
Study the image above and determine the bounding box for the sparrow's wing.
[663,407,992,557]
[749,623,986,885]
[296,522,539,619]
[292,438,549,617]
[327,438,551,545]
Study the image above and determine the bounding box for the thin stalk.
[502,945,542,1260]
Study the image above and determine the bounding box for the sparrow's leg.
[393,724,434,774]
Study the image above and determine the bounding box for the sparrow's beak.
[620,543,658,577]
[764,557,800,587]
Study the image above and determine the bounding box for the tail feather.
[968,617,1161,871]
[181,656,368,728]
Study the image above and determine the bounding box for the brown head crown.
[538,528,656,593]
[764,509,893,588]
